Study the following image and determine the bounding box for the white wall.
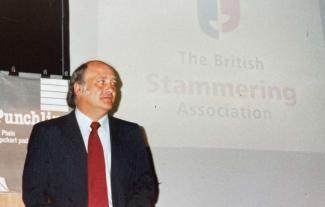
[70,0,99,69]
[70,0,325,206]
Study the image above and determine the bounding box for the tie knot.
[90,122,101,130]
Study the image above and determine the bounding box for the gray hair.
[66,63,88,108]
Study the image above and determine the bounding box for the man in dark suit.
[23,60,155,207]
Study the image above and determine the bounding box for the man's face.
[75,62,117,119]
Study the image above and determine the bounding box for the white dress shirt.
[75,108,113,207]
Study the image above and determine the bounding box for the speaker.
[0,0,70,75]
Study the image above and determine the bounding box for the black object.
[63,70,70,79]
[8,65,19,76]
[41,69,50,78]
[0,0,70,75]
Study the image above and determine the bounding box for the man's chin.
[99,99,115,110]
[101,103,114,111]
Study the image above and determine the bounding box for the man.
[23,60,155,207]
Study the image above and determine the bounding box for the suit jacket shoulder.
[109,115,139,129]
[32,111,75,130]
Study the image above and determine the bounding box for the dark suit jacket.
[23,111,155,207]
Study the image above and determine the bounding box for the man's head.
[67,60,117,120]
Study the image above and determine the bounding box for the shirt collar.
[75,108,109,130]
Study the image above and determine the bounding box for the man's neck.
[75,107,108,121]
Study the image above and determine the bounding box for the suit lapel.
[109,116,123,207]
[61,111,88,174]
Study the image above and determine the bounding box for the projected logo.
[198,0,240,39]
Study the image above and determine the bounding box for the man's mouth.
[101,96,112,100]
[101,94,114,102]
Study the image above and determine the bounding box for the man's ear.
[74,82,82,97]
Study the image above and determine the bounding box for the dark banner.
[0,0,70,75]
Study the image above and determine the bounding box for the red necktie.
[88,122,109,207]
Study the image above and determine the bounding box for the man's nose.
[104,82,115,92]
